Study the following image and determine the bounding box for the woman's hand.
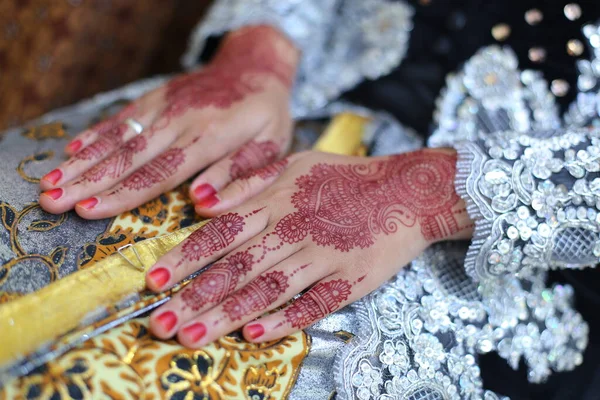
[145,149,474,347]
[38,25,299,219]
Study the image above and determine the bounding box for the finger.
[40,108,161,192]
[64,103,138,156]
[189,136,286,206]
[194,156,290,217]
[175,256,328,348]
[68,127,223,219]
[149,225,305,338]
[39,123,177,214]
[144,205,270,292]
[242,273,369,342]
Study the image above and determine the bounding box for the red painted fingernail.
[155,311,177,331]
[182,322,206,342]
[76,197,99,210]
[196,194,219,209]
[193,183,216,202]
[42,169,62,185]
[66,140,82,153]
[246,324,265,340]
[42,188,63,201]
[148,267,170,288]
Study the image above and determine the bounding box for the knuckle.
[211,162,231,180]
[202,120,221,137]
[230,178,254,196]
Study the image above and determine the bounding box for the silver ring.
[124,118,144,135]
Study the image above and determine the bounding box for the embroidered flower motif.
[412,333,446,372]
[242,364,279,400]
[351,360,383,400]
[522,147,563,180]
[419,295,451,333]
[462,46,520,110]
[379,340,410,376]
[160,352,223,400]
[531,181,569,219]
[19,356,92,400]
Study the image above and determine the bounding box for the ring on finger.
[124,118,144,135]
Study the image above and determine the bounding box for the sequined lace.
[332,25,600,400]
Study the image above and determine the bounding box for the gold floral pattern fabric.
[0,116,311,398]
[0,318,308,400]
[0,121,201,301]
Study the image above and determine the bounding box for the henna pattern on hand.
[222,271,289,321]
[81,135,147,182]
[229,140,280,180]
[161,26,295,120]
[180,213,246,265]
[73,104,137,161]
[181,250,255,311]
[73,124,128,162]
[121,148,185,191]
[284,279,352,329]
[275,152,462,250]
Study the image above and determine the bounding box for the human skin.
[38,25,299,218]
[145,149,474,347]
[36,24,474,347]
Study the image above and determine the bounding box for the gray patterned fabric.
[0,77,167,296]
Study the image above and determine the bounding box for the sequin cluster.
[458,128,600,280]
[430,46,561,148]
[338,244,587,399]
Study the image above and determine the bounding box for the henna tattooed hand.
[38,25,299,218]
[145,149,474,347]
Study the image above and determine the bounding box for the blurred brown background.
[0,0,212,130]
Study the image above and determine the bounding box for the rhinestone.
[583,24,596,38]
[551,79,570,97]
[352,374,364,387]
[498,240,511,254]
[507,226,519,239]
[490,146,504,159]
[532,197,544,210]
[567,208,577,220]
[564,3,582,21]
[504,148,519,160]
[567,39,584,56]
[528,47,546,63]
[525,8,543,25]
[527,217,539,228]
[538,223,551,237]
[492,23,511,41]
[520,226,532,240]
[577,206,588,219]
[357,387,370,400]
[517,206,530,219]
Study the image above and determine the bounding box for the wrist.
[212,25,300,89]
[395,148,474,244]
